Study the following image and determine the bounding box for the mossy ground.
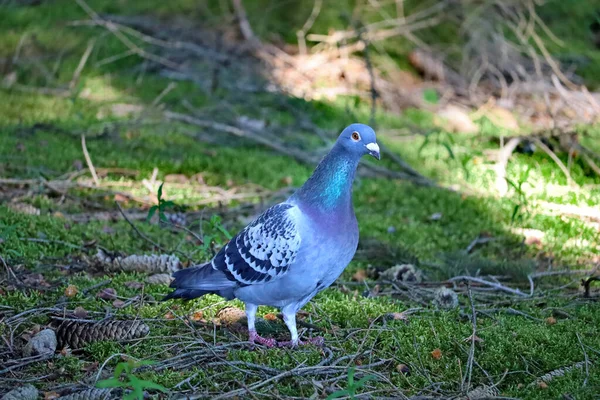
[1,1,600,399]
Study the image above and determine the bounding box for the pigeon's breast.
[234,210,358,307]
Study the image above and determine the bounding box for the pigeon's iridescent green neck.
[292,144,359,212]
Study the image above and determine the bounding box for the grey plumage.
[165,123,380,347]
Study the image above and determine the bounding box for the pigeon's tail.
[162,262,236,301]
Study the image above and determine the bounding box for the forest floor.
[1,1,600,399]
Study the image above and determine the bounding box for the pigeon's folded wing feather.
[211,203,302,285]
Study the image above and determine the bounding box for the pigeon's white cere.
[365,142,380,153]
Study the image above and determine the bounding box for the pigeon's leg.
[277,306,324,347]
[246,303,276,347]
[279,308,299,347]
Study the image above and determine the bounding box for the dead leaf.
[538,381,548,389]
[385,312,409,321]
[546,317,557,325]
[280,176,293,185]
[435,105,479,134]
[352,269,367,282]
[463,334,484,343]
[23,273,49,287]
[431,348,442,360]
[124,281,144,290]
[164,311,175,320]
[44,392,60,400]
[64,285,78,298]
[60,346,72,356]
[114,193,129,203]
[190,311,204,321]
[97,288,117,300]
[112,300,126,308]
[263,313,277,321]
[81,361,99,373]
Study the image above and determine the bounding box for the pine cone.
[7,202,40,216]
[1,385,38,400]
[96,249,181,274]
[463,384,500,400]
[58,389,112,400]
[53,320,150,350]
[216,306,246,325]
[380,264,423,283]
[433,287,459,309]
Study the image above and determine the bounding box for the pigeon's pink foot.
[249,330,276,348]
[306,336,325,346]
[277,336,325,348]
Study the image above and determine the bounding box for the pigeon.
[164,124,380,347]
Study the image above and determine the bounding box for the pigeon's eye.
[351,131,360,141]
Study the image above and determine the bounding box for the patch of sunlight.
[0,90,75,124]
[79,76,128,103]
[564,237,600,250]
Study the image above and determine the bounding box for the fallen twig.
[532,137,575,186]
[581,276,600,298]
[449,276,528,297]
[81,135,100,186]
[115,201,169,253]
[463,283,477,392]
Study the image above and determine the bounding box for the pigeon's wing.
[210,203,302,286]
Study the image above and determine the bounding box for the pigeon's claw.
[249,330,276,348]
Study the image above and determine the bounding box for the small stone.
[429,212,443,221]
[396,363,410,375]
[73,307,88,318]
[112,300,126,308]
[23,329,57,357]
[72,160,83,171]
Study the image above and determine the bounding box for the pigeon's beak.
[365,142,380,160]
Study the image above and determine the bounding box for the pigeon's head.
[337,123,380,160]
